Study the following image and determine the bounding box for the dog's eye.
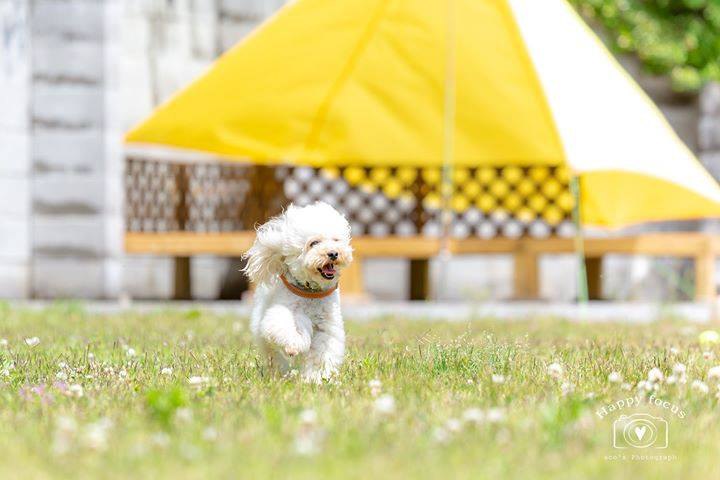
[309,240,320,248]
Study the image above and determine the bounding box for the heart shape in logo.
[634,426,647,441]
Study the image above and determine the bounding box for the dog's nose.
[327,251,338,261]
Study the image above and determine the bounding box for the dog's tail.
[242,215,285,285]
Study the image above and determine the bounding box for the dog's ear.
[242,214,286,285]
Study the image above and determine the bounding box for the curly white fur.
[243,202,353,383]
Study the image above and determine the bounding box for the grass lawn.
[0,302,719,479]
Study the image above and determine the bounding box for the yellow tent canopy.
[126,0,720,227]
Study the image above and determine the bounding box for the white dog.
[243,202,353,382]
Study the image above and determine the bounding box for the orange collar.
[279,274,338,299]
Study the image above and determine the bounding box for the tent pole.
[437,0,457,300]
[570,174,589,309]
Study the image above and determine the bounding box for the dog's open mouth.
[318,263,336,280]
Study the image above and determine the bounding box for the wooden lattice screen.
[125,157,577,238]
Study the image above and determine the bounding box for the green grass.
[0,302,719,479]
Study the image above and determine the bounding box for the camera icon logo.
[613,413,668,449]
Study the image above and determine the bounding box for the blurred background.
[3,0,720,302]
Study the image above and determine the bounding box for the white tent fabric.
[508,0,720,204]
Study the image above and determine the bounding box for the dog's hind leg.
[300,328,345,383]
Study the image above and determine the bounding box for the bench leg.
[340,255,365,296]
[409,259,430,300]
[585,256,603,300]
[695,250,716,302]
[514,251,539,300]
[173,256,191,300]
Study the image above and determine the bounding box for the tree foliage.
[571,0,720,92]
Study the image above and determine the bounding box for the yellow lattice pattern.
[320,165,574,226]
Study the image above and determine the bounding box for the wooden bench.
[125,231,720,301]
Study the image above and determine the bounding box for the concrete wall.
[699,82,720,229]
[0,0,31,298]
[25,0,123,298]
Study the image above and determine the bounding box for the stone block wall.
[26,0,123,298]
[0,0,31,298]
[699,83,720,214]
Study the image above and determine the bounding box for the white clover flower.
[52,415,78,456]
[83,418,113,451]
[621,382,633,391]
[368,379,382,397]
[666,375,678,385]
[669,347,680,356]
[58,362,67,369]
[607,372,622,384]
[637,380,656,392]
[647,367,664,384]
[692,380,710,394]
[547,362,564,379]
[466,379,474,385]
[69,384,84,398]
[202,427,218,442]
[703,351,715,361]
[188,376,208,388]
[432,426,451,444]
[160,367,173,376]
[174,408,193,423]
[462,408,485,426]
[708,366,720,381]
[294,427,325,456]
[486,408,506,424]
[0,339,7,347]
[294,432,320,456]
[299,409,318,426]
[445,418,462,433]
[56,371,68,381]
[672,363,687,376]
[126,348,136,358]
[151,431,170,449]
[561,381,575,396]
[24,337,40,347]
[491,374,506,385]
[118,369,128,379]
[373,394,396,415]
[56,416,78,432]
[87,353,95,361]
